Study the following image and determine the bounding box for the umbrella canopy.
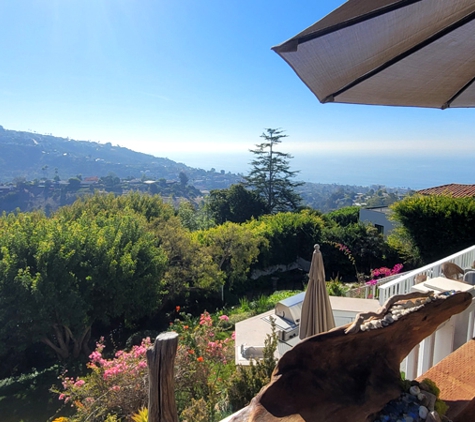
[299,244,335,340]
[272,0,475,109]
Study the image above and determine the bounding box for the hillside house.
[417,183,475,198]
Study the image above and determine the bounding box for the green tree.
[390,195,475,263]
[207,184,267,224]
[100,172,121,192]
[178,199,216,231]
[68,177,81,191]
[150,214,224,297]
[0,208,167,360]
[244,128,303,213]
[249,210,325,268]
[193,222,263,293]
[325,206,360,226]
[322,222,399,281]
[61,192,221,300]
[179,171,189,186]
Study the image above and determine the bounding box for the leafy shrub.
[131,407,148,422]
[234,291,301,317]
[180,398,209,422]
[267,290,302,304]
[325,206,360,227]
[171,310,235,421]
[326,278,349,296]
[53,338,150,421]
[391,195,475,263]
[0,365,60,396]
[54,310,238,422]
[322,223,399,281]
[248,210,325,268]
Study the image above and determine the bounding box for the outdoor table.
[411,276,475,295]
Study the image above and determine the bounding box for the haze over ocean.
[164,151,473,191]
[2,1,473,183]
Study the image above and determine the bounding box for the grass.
[230,290,302,317]
[0,365,72,422]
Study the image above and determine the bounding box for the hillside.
[0,125,411,213]
[0,125,241,190]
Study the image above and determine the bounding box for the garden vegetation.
[1,189,435,421]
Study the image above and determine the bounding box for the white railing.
[378,245,475,305]
[346,272,409,300]
[221,247,475,421]
[223,297,475,422]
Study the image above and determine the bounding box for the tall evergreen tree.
[245,128,303,213]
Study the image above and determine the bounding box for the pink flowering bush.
[366,263,404,286]
[172,310,235,421]
[53,337,151,421]
[54,310,235,422]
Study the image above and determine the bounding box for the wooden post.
[147,331,179,422]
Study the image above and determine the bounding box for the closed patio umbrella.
[299,244,335,340]
[272,0,475,109]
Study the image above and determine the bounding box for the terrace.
[225,245,475,421]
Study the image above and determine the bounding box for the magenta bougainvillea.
[366,263,404,286]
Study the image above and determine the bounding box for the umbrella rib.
[273,0,422,52]
[443,75,475,109]
[324,9,475,105]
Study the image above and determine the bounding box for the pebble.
[371,383,452,422]
[419,405,429,419]
[426,411,442,422]
[410,385,421,395]
[419,391,437,411]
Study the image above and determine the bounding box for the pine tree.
[244,128,303,213]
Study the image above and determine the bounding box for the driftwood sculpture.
[231,291,472,422]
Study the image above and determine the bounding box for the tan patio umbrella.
[272,0,475,109]
[299,244,335,340]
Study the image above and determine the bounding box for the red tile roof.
[417,184,475,198]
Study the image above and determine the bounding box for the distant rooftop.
[417,183,475,198]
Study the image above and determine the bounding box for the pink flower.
[74,379,85,387]
[231,331,236,340]
[219,315,229,321]
[59,394,66,401]
[199,312,212,327]
[391,263,403,274]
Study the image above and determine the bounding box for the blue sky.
[0,1,473,188]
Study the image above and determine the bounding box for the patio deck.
[235,295,380,365]
[416,339,475,422]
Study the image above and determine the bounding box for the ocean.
[165,152,474,190]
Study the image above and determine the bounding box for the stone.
[418,391,437,411]
[418,392,430,407]
[426,411,442,422]
[230,292,472,422]
[419,405,429,419]
[409,385,421,396]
